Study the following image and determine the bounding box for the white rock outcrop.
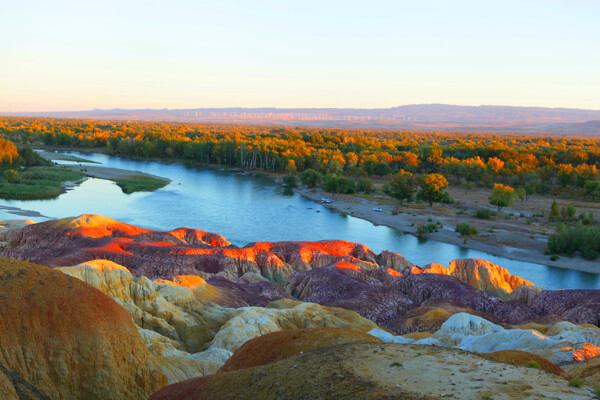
[370,312,600,365]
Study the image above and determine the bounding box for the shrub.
[323,174,356,194]
[456,222,478,238]
[475,209,493,220]
[5,169,20,183]
[548,222,600,260]
[526,361,541,369]
[481,392,493,400]
[568,379,585,388]
[417,223,437,237]
[579,212,594,225]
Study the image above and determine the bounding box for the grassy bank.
[0,167,85,200]
[112,175,168,194]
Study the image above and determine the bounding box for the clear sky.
[1,0,599,112]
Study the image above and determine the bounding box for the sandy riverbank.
[295,186,600,274]
[57,164,172,184]
[38,149,172,184]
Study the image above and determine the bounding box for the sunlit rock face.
[0,257,167,400]
[422,258,538,299]
[1,215,539,300]
[286,264,566,334]
[0,214,405,281]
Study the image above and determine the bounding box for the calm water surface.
[1,150,598,290]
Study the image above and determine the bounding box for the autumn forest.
[1,116,599,198]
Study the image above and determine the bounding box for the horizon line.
[4,102,600,114]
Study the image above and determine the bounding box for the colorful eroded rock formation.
[0,257,167,400]
[2,215,600,399]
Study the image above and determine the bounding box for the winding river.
[0,150,598,290]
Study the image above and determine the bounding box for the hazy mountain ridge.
[5,104,600,134]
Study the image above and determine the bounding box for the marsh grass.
[0,167,84,199]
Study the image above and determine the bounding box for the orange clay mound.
[482,350,572,379]
[402,332,433,340]
[219,327,383,372]
[155,274,208,290]
[0,257,167,400]
[333,260,362,271]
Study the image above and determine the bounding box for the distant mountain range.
[5,104,600,135]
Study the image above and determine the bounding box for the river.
[0,150,598,290]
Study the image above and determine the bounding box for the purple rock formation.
[206,277,289,308]
[287,266,414,330]
[531,290,600,326]
[392,273,499,315]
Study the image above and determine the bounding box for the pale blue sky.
[1,0,599,111]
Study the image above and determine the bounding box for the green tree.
[549,200,560,222]
[489,183,515,211]
[417,173,449,206]
[584,181,600,200]
[300,169,322,188]
[324,174,340,193]
[356,177,374,193]
[515,188,526,203]
[524,182,536,199]
[323,174,355,194]
[373,162,393,176]
[283,174,298,189]
[566,204,577,222]
[384,170,416,205]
